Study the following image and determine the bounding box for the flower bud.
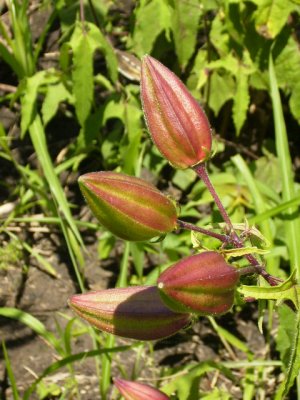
[78,172,178,241]
[158,252,239,315]
[69,286,190,340]
[114,378,169,400]
[141,56,212,169]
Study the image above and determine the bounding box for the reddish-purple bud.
[158,252,239,315]
[114,378,169,400]
[78,172,178,241]
[141,55,212,169]
[69,286,190,340]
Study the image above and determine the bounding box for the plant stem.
[177,219,229,243]
[193,163,280,286]
[193,163,235,232]
[238,265,282,286]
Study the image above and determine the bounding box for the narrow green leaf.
[0,41,22,78]
[276,305,297,368]
[276,309,300,398]
[238,272,300,309]
[29,115,81,234]
[23,344,140,400]
[0,308,60,351]
[249,196,300,224]
[209,317,253,359]
[2,341,20,400]
[161,361,235,399]
[20,71,47,136]
[221,246,269,257]
[269,53,300,279]
[232,154,275,271]
[72,31,94,127]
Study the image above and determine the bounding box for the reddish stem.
[177,219,229,243]
[193,163,235,232]
[193,163,279,287]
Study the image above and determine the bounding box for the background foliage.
[0,0,300,398]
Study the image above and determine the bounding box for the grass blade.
[269,53,300,278]
[249,196,300,224]
[29,114,83,247]
[29,114,85,291]
[2,341,20,400]
[0,308,60,352]
[23,344,141,400]
[232,154,277,274]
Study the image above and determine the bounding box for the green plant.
[70,55,300,399]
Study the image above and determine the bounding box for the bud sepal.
[141,55,212,169]
[69,286,191,340]
[158,251,239,315]
[78,171,178,241]
[114,377,169,400]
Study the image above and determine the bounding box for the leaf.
[220,246,269,257]
[86,22,118,82]
[29,114,84,256]
[232,64,249,135]
[187,49,208,94]
[276,308,300,398]
[275,35,300,88]
[131,0,172,56]
[121,89,143,174]
[23,344,141,400]
[0,308,60,351]
[276,305,297,368]
[274,33,300,122]
[161,361,235,399]
[42,82,73,126]
[252,0,296,38]
[289,81,300,122]
[2,342,20,400]
[20,70,53,136]
[0,41,23,78]
[269,53,300,276]
[208,70,235,114]
[71,28,94,127]
[210,10,230,56]
[238,271,300,309]
[170,0,202,69]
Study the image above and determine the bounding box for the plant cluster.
[69,56,300,398]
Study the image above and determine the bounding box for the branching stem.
[177,219,229,243]
[193,163,279,286]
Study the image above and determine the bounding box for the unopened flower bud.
[69,286,190,340]
[158,251,239,315]
[141,55,212,169]
[78,172,178,241]
[114,378,169,400]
